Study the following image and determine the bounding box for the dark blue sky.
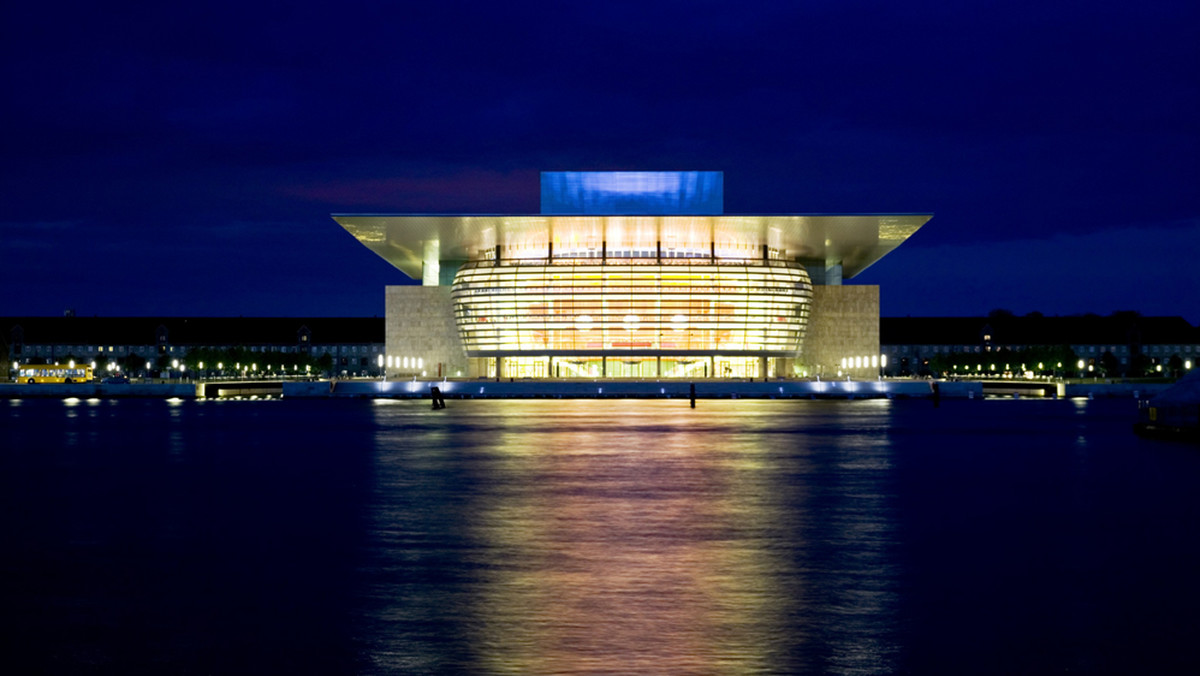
[3,1,1197,320]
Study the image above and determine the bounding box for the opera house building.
[335,172,929,380]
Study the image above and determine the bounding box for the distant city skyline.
[2,2,1196,321]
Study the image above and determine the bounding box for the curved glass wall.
[451,260,811,358]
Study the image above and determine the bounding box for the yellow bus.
[17,364,94,384]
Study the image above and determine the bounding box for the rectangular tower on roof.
[540,171,724,215]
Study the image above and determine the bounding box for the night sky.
[3,1,1197,320]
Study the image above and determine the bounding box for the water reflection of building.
[336,172,930,380]
[464,400,788,673]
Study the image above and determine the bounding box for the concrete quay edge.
[295,379,973,399]
[0,380,1172,400]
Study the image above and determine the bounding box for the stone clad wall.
[800,285,880,377]
[384,286,469,379]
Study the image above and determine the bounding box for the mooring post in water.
[930,381,941,408]
[690,382,696,408]
[430,386,446,410]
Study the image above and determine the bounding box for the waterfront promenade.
[0,378,1173,400]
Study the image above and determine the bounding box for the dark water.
[2,397,1199,674]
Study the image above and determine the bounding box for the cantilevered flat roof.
[333,213,931,280]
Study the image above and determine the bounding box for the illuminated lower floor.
[472,355,800,379]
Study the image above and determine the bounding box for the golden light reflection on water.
[471,402,791,674]
[367,400,897,674]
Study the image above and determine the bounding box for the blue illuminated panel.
[540,171,723,215]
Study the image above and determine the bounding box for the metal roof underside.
[333,213,932,281]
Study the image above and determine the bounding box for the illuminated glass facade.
[452,260,811,357]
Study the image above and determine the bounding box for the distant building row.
[2,317,385,377]
[4,313,1196,380]
[881,314,1199,377]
